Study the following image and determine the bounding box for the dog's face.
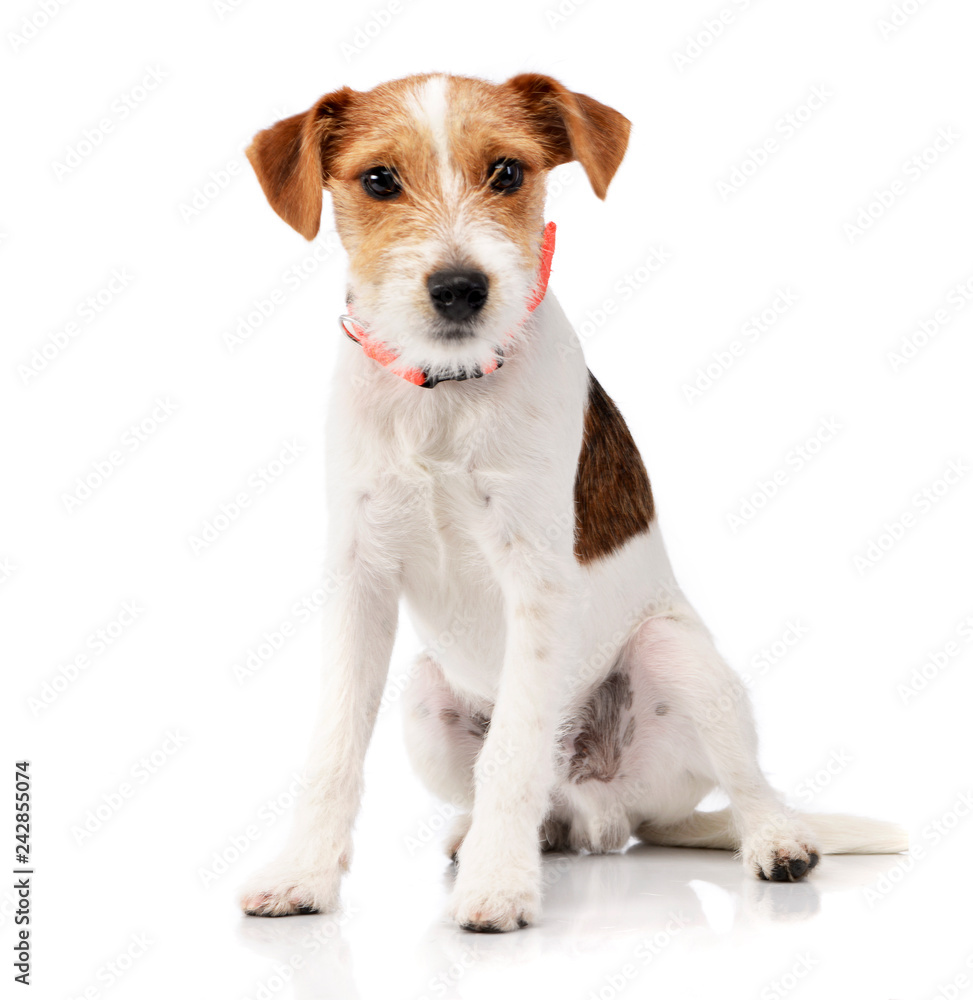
[247,73,630,375]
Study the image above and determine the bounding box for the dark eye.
[361,166,400,200]
[489,159,523,194]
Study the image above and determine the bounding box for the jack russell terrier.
[239,72,906,932]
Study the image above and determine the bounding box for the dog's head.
[247,73,630,376]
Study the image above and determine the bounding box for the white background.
[4,0,972,997]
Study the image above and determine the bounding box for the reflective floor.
[219,844,948,999]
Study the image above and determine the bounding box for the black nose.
[427,270,489,322]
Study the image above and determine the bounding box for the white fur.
[240,89,907,931]
[412,75,452,187]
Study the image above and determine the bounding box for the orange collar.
[340,221,556,389]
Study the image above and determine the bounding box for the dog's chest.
[396,447,493,565]
[368,390,504,534]
[361,399,509,687]
[397,466,508,697]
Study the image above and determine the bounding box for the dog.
[239,72,906,932]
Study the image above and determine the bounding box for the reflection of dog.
[240,72,906,931]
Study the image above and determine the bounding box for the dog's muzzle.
[339,221,556,389]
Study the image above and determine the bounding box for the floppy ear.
[504,73,631,199]
[246,88,355,240]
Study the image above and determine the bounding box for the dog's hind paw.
[744,836,821,882]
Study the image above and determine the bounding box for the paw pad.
[758,850,820,882]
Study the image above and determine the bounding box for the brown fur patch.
[246,88,356,239]
[568,671,636,784]
[503,73,631,200]
[574,373,655,564]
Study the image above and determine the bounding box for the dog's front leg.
[450,500,576,932]
[240,522,399,917]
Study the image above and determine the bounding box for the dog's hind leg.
[636,808,739,850]
[402,653,487,859]
[625,613,821,882]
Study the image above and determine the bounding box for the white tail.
[636,808,908,855]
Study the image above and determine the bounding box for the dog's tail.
[635,808,908,855]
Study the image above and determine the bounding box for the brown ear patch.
[574,372,655,564]
[504,73,631,199]
[245,88,356,239]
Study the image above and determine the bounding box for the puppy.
[240,72,906,932]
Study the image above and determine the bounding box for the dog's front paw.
[743,835,820,882]
[449,873,539,932]
[240,855,344,917]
